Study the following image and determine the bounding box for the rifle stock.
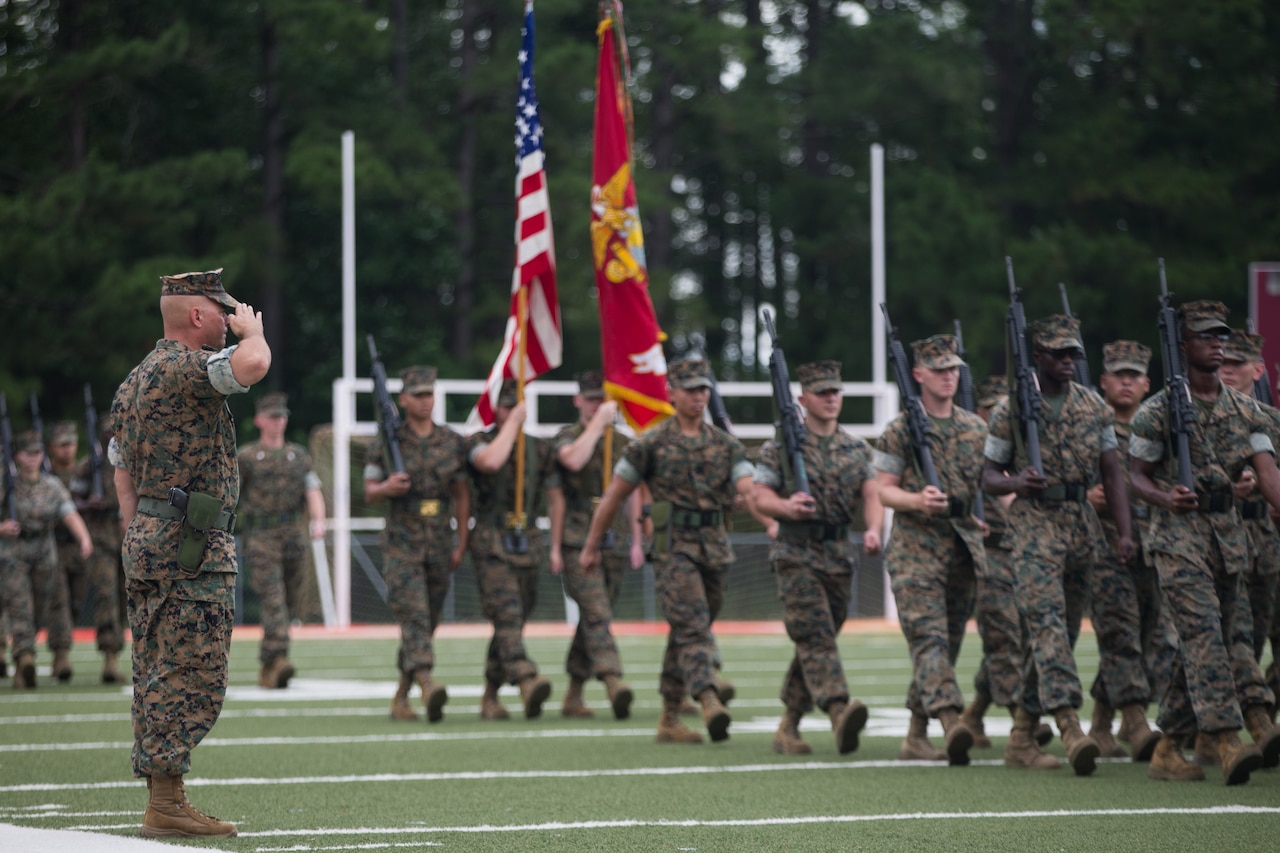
[1157,259,1196,491]
[881,304,940,488]
[761,309,810,497]
[1005,257,1044,473]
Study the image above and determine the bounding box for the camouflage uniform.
[1222,331,1280,666]
[755,361,871,718]
[552,376,632,686]
[985,317,1116,717]
[466,384,559,690]
[48,421,81,663]
[970,377,1026,714]
[0,433,77,670]
[614,371,754,705]
[1088,342,1177,753]
[365,374,468,681]
[69,429,127,662]
[875,337,987,723]
[1129,343,1276,737]
[110,269,246,780]
[238,394,323,668]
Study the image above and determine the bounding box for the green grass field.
[2,623,1278,852]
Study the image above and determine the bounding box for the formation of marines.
[5,268,1280,841]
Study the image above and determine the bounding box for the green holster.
[649,501,673,556]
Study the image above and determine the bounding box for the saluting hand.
[227,301,265,340]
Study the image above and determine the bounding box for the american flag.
[471,0,562,427]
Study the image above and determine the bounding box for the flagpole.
[512,284,530,530]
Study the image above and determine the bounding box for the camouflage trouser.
[1245,570,1278,663]
[1010,504,1096,714]
[972,538,1025,709]
[50,539,81,649]
[559,545,626,682]
[242,525,308,664]
[1089,548,1178,709]
[382,520,454,676]
[128,571,234,778]
[85,520,126,654]
[1152,542,1274,735]
[775,558,851,715]
[1269,600,1280,702]
[888,534,976,717]
[0,537,59,659]
[655,551,726,702]
[472,527,540,686]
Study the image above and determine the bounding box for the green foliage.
[3,0,1278,430]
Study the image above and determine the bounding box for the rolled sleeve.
[871,449,905,476]
[1129,435,1165,463]
[1250,432,1274,457]
[984,435,1013,465]
[207,345,249,396]
[753,466,782,489]
[304,471,323,490]
[107,436,126,469]
[1100,425,1119,454]
[614,457,642,485]
[731,460,756,482]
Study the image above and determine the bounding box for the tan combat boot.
[480,681,510,720]
[1243,705,1280,768]
[1146,734,1205,782]
[1054,708,1100,776]
[561,678,595,719]
[699,687,731,742]
[141,774,237,838]
[258,657,296,689]
[390,671,418,721]
[715,677,736,706]
[52,648,73,683]
[898,711,946,761]
[101,650,122,684]
[677,696,700,716]
[656,697,704,744]
[938,708,974,766]
[13,652,36,689]
[772,709,811,755]
[603,674,634,720]
[829,699,868,755]
[1118,703,1160,763]
[1005,708,1061,770]
[1088,701,1127,759]
[519,674,552,719]
[414,670,448,723]
[1217,730,1264,786]
[1191,731,1220,765]
[960,694,992,749]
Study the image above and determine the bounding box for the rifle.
[881,304,940,488]
[1246,319,1274,406]
[29,392,50,473]
[366,335,405,477]
[84,383,104,502]
[1157,259,1195,491]
[1,393,17,520]
[1057,282,1095,391]
[761,309,811,497]
[1005,257,1044,474]
[689,334,732,432]
[953,319,985,521]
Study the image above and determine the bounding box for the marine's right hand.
[0,519,19,538]
[381,472,412,498]
[1011,467,1047,498]
[227,301,265,340]
[1165,484,1199,515]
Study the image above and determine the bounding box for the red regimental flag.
[591,4,672,431]
[471,0,563,427]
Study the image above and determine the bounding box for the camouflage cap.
[1102,340,1152,375]
[400,366,437,395]
[976,375,1008,409]
[797,360,842,392]
[576,370,606,400]
[1178,300,1230,334]
[497,377,520,408]
[14,429,42,453]
[1222,329,1263,364]
[159,268,237,309]
[668,357,714,390]
[256,392,290,417]
[50,421,78,445]
[1030,314,1084,351]
[911,335,965,370]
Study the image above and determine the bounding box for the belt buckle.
[419,499,441,517]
